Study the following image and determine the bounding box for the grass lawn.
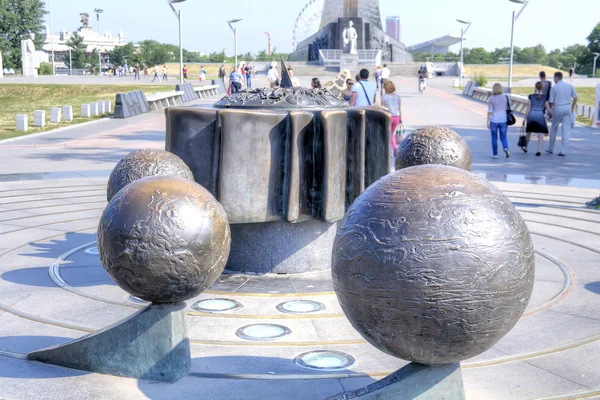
[0,84,175,140]
[510,87,596,106]
[465,65,565,78]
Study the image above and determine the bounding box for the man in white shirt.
[547,71,578,156]
[350,69,377,106]
[380,64,391,96]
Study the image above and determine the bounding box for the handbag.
[506,95,516,126]
[517,124,527,147]
[395,123,405,144]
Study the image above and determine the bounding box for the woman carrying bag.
[487,83,513,159]
[521,81,551,156]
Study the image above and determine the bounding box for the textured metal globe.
[395,126,472,171]
[98,176,231,303]
[107,149,194,202]
[332,165,534,364]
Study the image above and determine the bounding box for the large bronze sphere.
[395,126,472,171]
[107,149,194,201]
[332,165,534,364]
[98,176,231,303]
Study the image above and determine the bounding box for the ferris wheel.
[293,0,325,50]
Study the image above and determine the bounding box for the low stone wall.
[467,85,594,118]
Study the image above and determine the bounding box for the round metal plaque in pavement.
[276,300,326,314]
[235,324,291,341]
[294,350,356,371]
[191,298,243,313]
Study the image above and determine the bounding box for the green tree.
[463,48,493,64]
[65,33,87,68]
[0,0,47,69]
[107,42,134,66]
[587,22,600,54]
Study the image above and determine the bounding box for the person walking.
[569,67,574,81]
[162,64,168,81]
[522,82,551,156]
[183,64,188,81]
[381,80,401,156]
[267,65,279,88]
[219,64,226,84]
[134,63,141,80]
[487,83,510,159]
[229,66,242,93]
[375,66,382,96]
[417,66,428,94]
[151,64,161,82]
[199,65,206,84]
[143,64,148,79]
[341,79,354,101]
[547,71,578,156]
[380,64,391,97]
[245,64,252,88]
[539,71,552,98]
[241,64,246,86]
[350,69,376,106]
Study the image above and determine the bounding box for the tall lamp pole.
[94,8,103,75]
[264,32,271,56]
[456,19,472,87]
[167,0,186,84]
[228,19,242,68]
[593,53,600,78]
[507,0,529,90]
[48,0,55,74]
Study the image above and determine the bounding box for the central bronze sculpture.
[165,61,392,274]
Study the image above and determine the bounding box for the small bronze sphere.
[395,126,472,171]
[332,165,534,364]
[107,149,194,202]
[98,176,231,303]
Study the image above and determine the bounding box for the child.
[381,80,402,155]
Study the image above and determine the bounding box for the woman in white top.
[267,66,279,88]
[381,80,401,155]
[487,83,510,159]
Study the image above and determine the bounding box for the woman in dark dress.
[522,81,551,156]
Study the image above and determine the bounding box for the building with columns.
[42,13,128,69]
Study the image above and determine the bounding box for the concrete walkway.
[0,77,599,400]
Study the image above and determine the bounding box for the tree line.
[414,22,600,76]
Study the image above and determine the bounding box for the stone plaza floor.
[0,76,599,399]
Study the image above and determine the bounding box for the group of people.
[220,64,257,90]
[487,70,578,158]
[339,67,402,155]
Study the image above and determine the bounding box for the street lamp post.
[507,0,529,90]
[228,19,242,68]
[48,0,55,74]
[456,19,472,87]
[593,53,600,78]
[167,0,186,84]
[94,8,103,75]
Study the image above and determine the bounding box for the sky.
[44,0,599,55]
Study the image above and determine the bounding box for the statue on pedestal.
[342,21,358,55]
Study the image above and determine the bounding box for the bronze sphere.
[98,176,231,303]
[332,165,534,364]
[395,126,472,171]
[107,149,194,202]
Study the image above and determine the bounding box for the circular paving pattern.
[0,178,599,399]
[294,350,356,371]
[235,324,292,341]
[191,298,243,313]
[276,300,326,314]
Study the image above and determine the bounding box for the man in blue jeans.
[229,67,242,93]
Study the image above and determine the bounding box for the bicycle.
[418,78,426,94]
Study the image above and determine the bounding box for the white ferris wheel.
[292,0,325,50]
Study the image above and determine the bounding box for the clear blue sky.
[45,0,599,55]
